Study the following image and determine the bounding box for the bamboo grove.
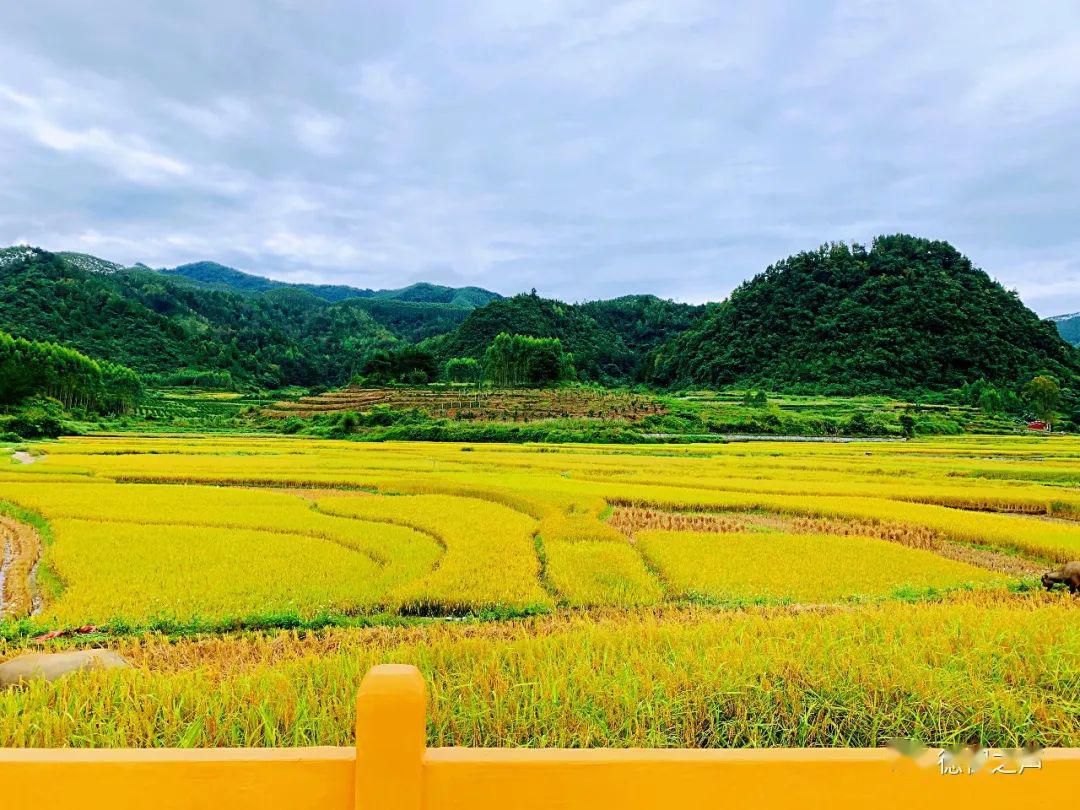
[0,329,141,414]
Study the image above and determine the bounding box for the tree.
[444,357,482,385]
[482,333,575,388]
[977,385,1004,415]
[648,235,1080,394]
[355,346,437,385]
[1022,375,1062,430]
[898,413,916,438]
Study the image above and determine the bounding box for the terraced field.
[0,435,1076,748]
[264,386,667,421]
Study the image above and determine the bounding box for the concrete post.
[355,664,428,810]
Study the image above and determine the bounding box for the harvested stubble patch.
[608,506,786,537]
[0,594,1075,749]
[786,516,1044,575]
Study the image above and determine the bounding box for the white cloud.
[354,62,425,108]
[0,83,190,181]
[293,112,345,156]
[0,1,1078,312]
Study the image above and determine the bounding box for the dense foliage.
[650,235,1080,394]
[161,261,501,308]
[0,329,140,413]
[482,333,576,387]
[341,298,473,343]
[4,237,1077,405]
[0,248,397,388]
[355,346,439,385]
[427,292,703,384]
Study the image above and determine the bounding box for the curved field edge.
[0,491,1051,634]
[0,436,1073,632]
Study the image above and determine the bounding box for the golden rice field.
[0,434,1077,748]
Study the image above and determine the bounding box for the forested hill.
[425,292,704,384]
[2,237,1073,396]
[0,247,397,387]
[650,235,1080,394]
[0,247,698,388]
[1051,313,1080,346]
[160,261,503,308]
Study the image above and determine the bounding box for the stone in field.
[0,650,129,688]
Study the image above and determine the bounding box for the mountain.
[1051,313,1080,346]
[650,234,1080,394]
[159,261,286,294]
[425,292,704,384]
[371,282,501,308]
[159,261,502,307]
[0,247,396,387]
[4,237,1070,397]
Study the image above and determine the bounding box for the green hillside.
[0,248,395,388]
[156,262,499,342]
[4,236,1073,400]
[426,292,703,384]
[650,235,1080,394]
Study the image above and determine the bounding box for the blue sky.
[1,1,1079,313]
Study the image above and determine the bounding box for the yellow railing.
[1,664,1076,809]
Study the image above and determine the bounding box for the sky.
[1,1,1079,314]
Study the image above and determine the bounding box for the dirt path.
[11,451,40,465]
[0,517,42,618]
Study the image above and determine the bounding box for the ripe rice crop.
[0,595,1075,749]
[263,386,667,422]
[0,435,1074,627]
[316,494,548,613]
[41,519,387,624]
[636,530,1005,604]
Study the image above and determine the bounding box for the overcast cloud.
[2,1,1079,313]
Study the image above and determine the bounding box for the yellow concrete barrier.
[1,663,1076,809]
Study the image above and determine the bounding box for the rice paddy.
[0,434,1077,748]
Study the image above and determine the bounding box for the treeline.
[4,237,1078,404]
[425,292,703,385]
[0,329,141,413]
[354,333,575,388]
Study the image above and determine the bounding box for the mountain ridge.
[157,260,503,308]
[1050,312,1080,346]
[3,237,1077,394]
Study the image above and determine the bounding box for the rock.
[0,650,130,688]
